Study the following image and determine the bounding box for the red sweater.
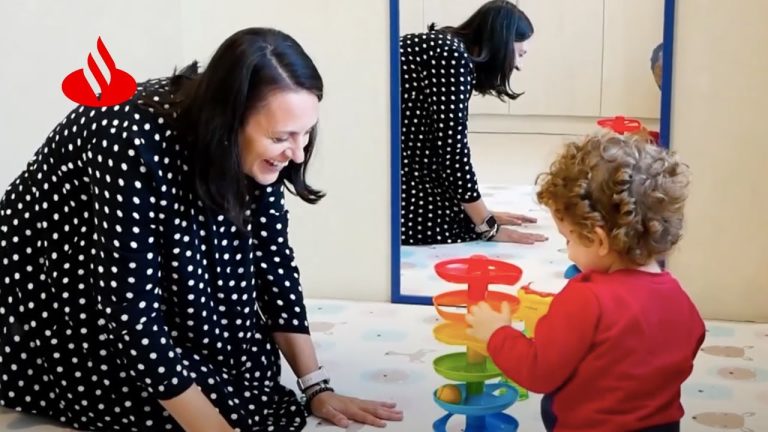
[488,270,705,432]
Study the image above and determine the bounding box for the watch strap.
[475,214,498,239]
[297,366,330,392]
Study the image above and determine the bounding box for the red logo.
[61,37,137,107]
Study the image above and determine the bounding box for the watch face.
[476,214,497,233]
[486,215,498,229]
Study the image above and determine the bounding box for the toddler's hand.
[466,301,513,342]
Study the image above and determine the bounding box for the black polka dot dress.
[399,30,482,246]
[0,79,309,431]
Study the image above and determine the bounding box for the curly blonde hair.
[536,131,690,266]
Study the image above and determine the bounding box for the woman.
[0,28,402,431]
[399,0,548,246]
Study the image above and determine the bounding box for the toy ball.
[564,264,581,279]
[435,384,462,404]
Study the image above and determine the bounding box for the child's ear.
[594,227,611,256]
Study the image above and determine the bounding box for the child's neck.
[606,257,662,274]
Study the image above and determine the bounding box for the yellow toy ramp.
[433,321,489,356]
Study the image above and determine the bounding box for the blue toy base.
[433,412,519,432]
[497,377,529,401]
[564,264,581,279]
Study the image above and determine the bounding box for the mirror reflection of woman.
[399,0,548,246]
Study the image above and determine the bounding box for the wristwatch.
[297,366,331,393]
[475,214,499,240]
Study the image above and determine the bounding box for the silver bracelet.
[481,223,500,241]
[303,382,335,411]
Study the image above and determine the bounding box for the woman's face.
[239,89,319,185]
[513,40,529,70]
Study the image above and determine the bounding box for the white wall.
[667,0,768,322]
[0,0,185,190]
[402,0,664,124]
[468,133,573,185]
[0,0,393,302]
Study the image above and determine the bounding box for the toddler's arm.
[487,282,599,393]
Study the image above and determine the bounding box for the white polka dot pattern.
[399,31,482,246]
[0,78,308,431]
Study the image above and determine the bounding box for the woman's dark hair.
[430,0,534,100]
[139,27,324,230]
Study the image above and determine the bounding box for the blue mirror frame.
[389,0,677,304]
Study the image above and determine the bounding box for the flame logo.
[61,37,137,107]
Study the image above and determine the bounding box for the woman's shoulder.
[36,76,178,168]
[401,30,470,59]
[73,76,188,183]
[76,77,172,124]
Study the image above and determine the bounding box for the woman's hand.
[466,301,513,342]
[309,392,403,428]
[492,226,548,244]
[491,211,537,226]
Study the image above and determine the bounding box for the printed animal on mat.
[384,349,434,363]
[701,345,753,360]
[717,367,757,381]
[308,321,346,335]
[692,412,755,431]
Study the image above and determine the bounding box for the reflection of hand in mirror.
[492,226,548,244]
[492,211,537,226]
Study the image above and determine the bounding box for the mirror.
[391,0,674,303]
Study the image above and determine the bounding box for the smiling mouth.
[265,159,288,169]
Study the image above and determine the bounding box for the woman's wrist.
[159,384,234,432]
[461,198,491,226]
[480,221,500,240]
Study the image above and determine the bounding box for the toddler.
[467,131,705,432]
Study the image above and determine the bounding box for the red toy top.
[596,115,644,134]
[597,115,660,144]
[434,255,522,302]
